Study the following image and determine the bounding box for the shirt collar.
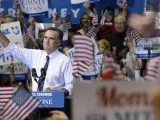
[43,49,59,58]
[77,29,85,35]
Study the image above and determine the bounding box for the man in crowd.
[0,27,74,119]
[105,15,128,63]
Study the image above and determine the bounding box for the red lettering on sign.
[96,87,150,107]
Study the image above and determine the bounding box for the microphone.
[31,68,38,83]
[40,68,46,77]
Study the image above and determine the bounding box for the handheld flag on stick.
[1,86,40,120]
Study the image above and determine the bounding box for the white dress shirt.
[4,43,73,95]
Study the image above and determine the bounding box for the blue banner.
[32,91,64,108]
[0,0,145,24]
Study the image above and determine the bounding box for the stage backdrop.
[0,0,145,24]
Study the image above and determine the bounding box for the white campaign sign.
[0,62,28,74]
[35,23,55,39]
[155,12,160,29]
[35,23,68,43]
[134,37,160,59]
[19,0,48,14]
[71,0,88,4]
[0,21,24,65]
[73,81,156,120]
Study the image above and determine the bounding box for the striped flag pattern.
[145,57,160,81]
[73,35,94,76]
[86,14,99,38]
[103,57,121,79]
[62,15,72,32]
[0,87,13,110]
[13,0,20,10]
[100,9,108,27]
[125,27,132,41]
[66,48,75,60]
[92,13,98,26]
[55,14,71,32]
[55,14,63,29]
[126,27,142,44]
[22,25,38,48]
[1,86,40,120]
[23,26,32,47]
[73,61,91,76]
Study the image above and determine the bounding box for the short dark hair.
[45,27,63,42]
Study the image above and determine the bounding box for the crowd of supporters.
[0,1,158,120]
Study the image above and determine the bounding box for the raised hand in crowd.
[45,110,69,120]
[10,62,17,87]
[128,12,155,37]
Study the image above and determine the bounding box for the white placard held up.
[71,0,100,4]
[35,23,55,39]
[71,0,88,4]
[134,37,160,59]
[0,21,24,65]
[0,62,28,74]
[19,0,48,14]
[73,81,156,120]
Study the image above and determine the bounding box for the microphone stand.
[144,46,153,60]
[32,68,46,91]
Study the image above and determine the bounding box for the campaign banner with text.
[73,81,156,120]
[19,0,48,16]
[0,21,24,65]
[32,91,64,108]
[0,62,28,74]
[134,37,160,59]
[0,0,144,24]
[0,62,28,80]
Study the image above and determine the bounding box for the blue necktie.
[38,56,50,91]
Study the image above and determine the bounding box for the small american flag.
[55,14,71,32]
[13,0,21,10]
[86,14,99,38]
[55,14,63,29]
[103,57,121,79]
[1,86,40,120]
[62,15,72,32]
[23,25,38,48]
[100,9,108,27]
[73,35,94,76]
[145,57,160,81]
[0,87,13,111]
[66,48,75,60]
[126,27,142,45]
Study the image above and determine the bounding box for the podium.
[32,91,64,108]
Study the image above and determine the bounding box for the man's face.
[43,30,59,54]
[114,17,125,33]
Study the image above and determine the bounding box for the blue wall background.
[0,0,146,24]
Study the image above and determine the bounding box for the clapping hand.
[50,111,69,120]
